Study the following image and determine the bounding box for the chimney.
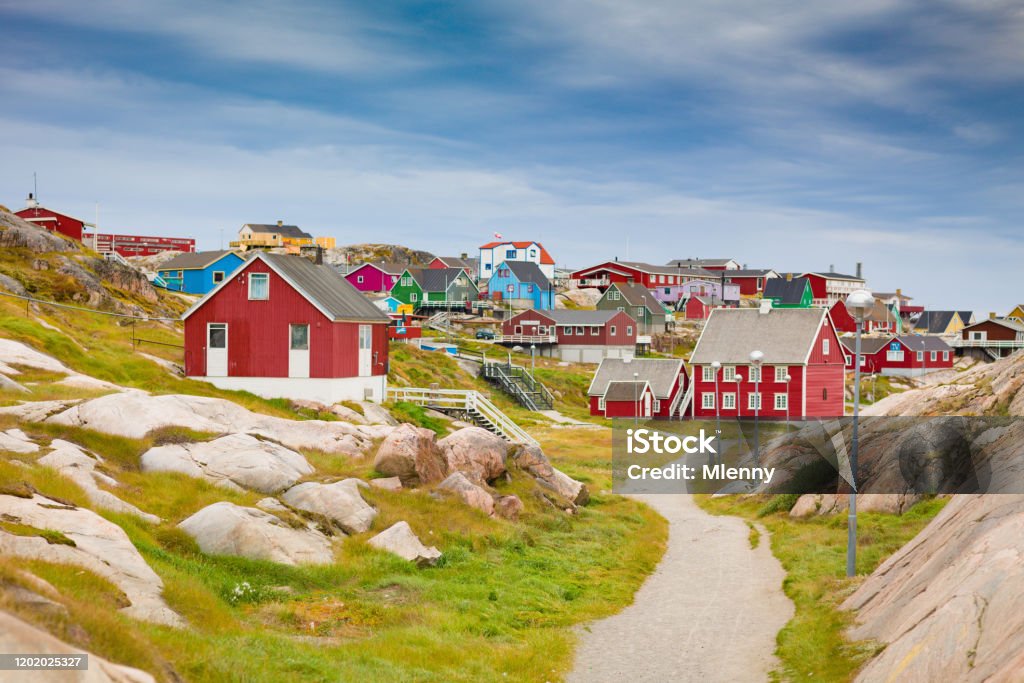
[786,272,793,281]
[990,312,997,319]
[614,256,619,261]
[315,246,323,266]
[856,262,862,279]
[829,264,835,273]
[277,220,283,227]
[896,288,902,299]
[759,299,773,315]
[460,252,468,260]
[25,193,38,209]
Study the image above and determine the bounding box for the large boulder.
[494,494,525,521]
[436,472,495,516]
[141,433,313,494]
[367,521,441,566]
[558,287,603,309]
[0,428,38,454]
[281,480,377,534]
[178,502,334,566]
[0,494,183,627]
[0,610,156,682]
[511,445,590,506]
[789,493,920,518]
[437,427,508,485]
[373,424,447,486]
[39,440,160,523]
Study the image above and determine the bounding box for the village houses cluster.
[16,192,1024,423]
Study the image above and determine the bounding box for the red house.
[571,260,713,291]
[86,233,196,257]
[14,194,85,241]
[183,252,392,403]
[682,295,720,320]
[500,309,637,363]
[800,268,867,306]
[429,256,475,279]
[689,304,845,419]
[829,299,901,334]
[587,358,688,418]
[722,269,778,296]
[344,262,407,293]
[842,335,953,377]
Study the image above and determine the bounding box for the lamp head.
[784,374,791,383]
[846,289,874,322]
[711,361,721,369]
[749,350,764,366]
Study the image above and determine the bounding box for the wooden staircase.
[387,386,538,445]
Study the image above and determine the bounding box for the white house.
[478,240,555,280]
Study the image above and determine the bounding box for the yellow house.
[915,310,972,335]
[231,221,313,250]
[315,236,336,249]
[1008,304,1024,323]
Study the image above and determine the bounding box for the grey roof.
[614,261,718,277]
[436,256,474,270]
[614,282,666,313]
[873,292,913,301]
[244,223,313,239]
[763,277,808,305]
[689,308,828,365]
[412,267,472,292]
[603,380,651,402]
[547,309,627,325]
[502,260,550,286]
[915,311,959,333]
[897,335,952,352]
[353,261,407,275]
[667,258,737,268]
[803,271,864,282]
[958,311,974,325]
[724,269,777,278]
[261,253,389,322]
[588,358,684,398]
[160,250,239,271]
[839,336,892,356]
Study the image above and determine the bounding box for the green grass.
[700,494,947,681]
[388,401,451,436]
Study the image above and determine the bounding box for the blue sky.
[1,1,1022,312]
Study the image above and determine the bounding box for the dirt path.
[568,494,794,683]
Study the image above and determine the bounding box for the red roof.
[478,240,555,265]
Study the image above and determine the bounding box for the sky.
[1,0,1022,312]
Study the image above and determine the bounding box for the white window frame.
[723,366,736,382]
[626,326,633,335]
[774,393,788,410]
[823,338,830,355]
[212,270,225,284]
[357,275,364,283]
[749,366,761,383]
[576,326,584,335]
[916,351,924,362]
[748,392,762,410]
[248,272,269,300]
[610,325,617,335]
[774,366,788,382]
[930,351,937,361]
[702,366,715,382]
[598,396,606,411]
[702,393,715,409]
[401,276,412,286]
[590,326,599,336]
[887,350,904,362]
[562,326,572,335]
[942,351,949,361]
[410,292,418,302]
[722,393,736,410]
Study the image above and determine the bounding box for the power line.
[0,290,181,323]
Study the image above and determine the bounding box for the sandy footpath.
[568,494,794,682]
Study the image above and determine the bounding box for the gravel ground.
[568,494,794,683]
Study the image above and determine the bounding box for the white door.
[207,323,228,377]
[289,324,310,378]
[643,392,652,417]
[358,325,373,377]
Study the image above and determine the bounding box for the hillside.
[323,243,436,268]
[0,213,664,682]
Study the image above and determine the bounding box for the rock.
[844,494,1024,682]
[369,476,403,492]
[329,404,368,425]
[0,272,28,296]
[281,480,377,534]
[0,338,74,376]
[373,424,448,486]
[0,493,183,627]
[178,502,334,566]
[494,494,524,521]
[0,374,28,394]
[436,472,495,516]
[437,427,508,485]
[511,444,590,506]
[0,428,38,454]
[0,581,68,618]
[15,391,392,454]
[559,287,603,308]
[788,493,920,518]
[367,521,441,566]
[38,440,160,523]
[0,610,156,682]
[358,402,399,426]
[140,433,313,494]
[255,497,289,513]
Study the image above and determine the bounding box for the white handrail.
[949,339,1024,348]
[386,387,538,445]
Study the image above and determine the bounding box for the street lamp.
[530,344,536,375]
[633,371,640,426]
[784,374,791,429]
[711,361,722,463]
[749,350,764,467]
[845,288,874,578]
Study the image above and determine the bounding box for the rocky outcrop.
[369,476,403,492]
[436,472,495,516]
[557,288,602,309]
[39,440,160,523]
[789,493,920,518]
[0,494,182,627]
[280,480,377,534]
[844,494,1024,682]
[437,427,508,485]
[368,521,441,566]
[0,210,77,253]
[321,244,435,269]
[178,502,334,566]
[373,424,448,486]
[494,494,525,521]
[140,433,313,494]
[18,391,391,454]
[0,610,156,682]
[511,444,590,506]
[0,428,38,454]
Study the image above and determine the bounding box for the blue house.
[487,260,554,310]
[157,250,245,294]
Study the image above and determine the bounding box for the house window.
[702,393,715,409]
[485,263,492,271]
[289,324,309,350]
[575,326,584,335]
[617,306,625,312]
[391,275,398,283]
[723,393,736,409]
[749,366,761,383]
[702,366,715,382]
[636,306,645,317]
[930,351,937,361]
[506,249,517,259]
[590,326,599,336]
[563,326,572,335]
[775,366,788,382]
[515,325,523,335]
[887,350,904,362]
[723,366,736,382]
[823,338,830,355]
[943,351,949,361]
[410,293,418,302]
[748,393,762,410]
[357,275,364,283]
[527,284,534,293]
[916,351,924,362]
[212,271,225,284]
[609,290,620,301]
[610,325,617,335]
[401,276,412,286]
[775,393,788,410]
[538,325,547,334]
[598,396,606,411]
[757,278,763,289]
[664,288,671,295]
[653,399,661,412]
[626,326,633,336]
[248,273,269,300]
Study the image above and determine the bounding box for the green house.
[390,267,479,309]
[763,276,813,308]
[596,282,674,334]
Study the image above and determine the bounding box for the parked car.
[475,328,496,340]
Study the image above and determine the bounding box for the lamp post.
[734,373,742,460]
[784,374,791,428]
[845,288,874,578]
[634,371,640,426]
[749,350,764,467]
[711,361,722,463]
[530,344,536,375]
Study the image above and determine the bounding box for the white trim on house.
[200,375,388,403]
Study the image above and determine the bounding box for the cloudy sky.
[1,1,1022,312]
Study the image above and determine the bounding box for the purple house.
[650,278,740,306]
[344,262,407,293]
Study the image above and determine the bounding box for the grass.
[388,401,451,436]
[699,494,947,681]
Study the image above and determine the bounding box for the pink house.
[344,262,407,293]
